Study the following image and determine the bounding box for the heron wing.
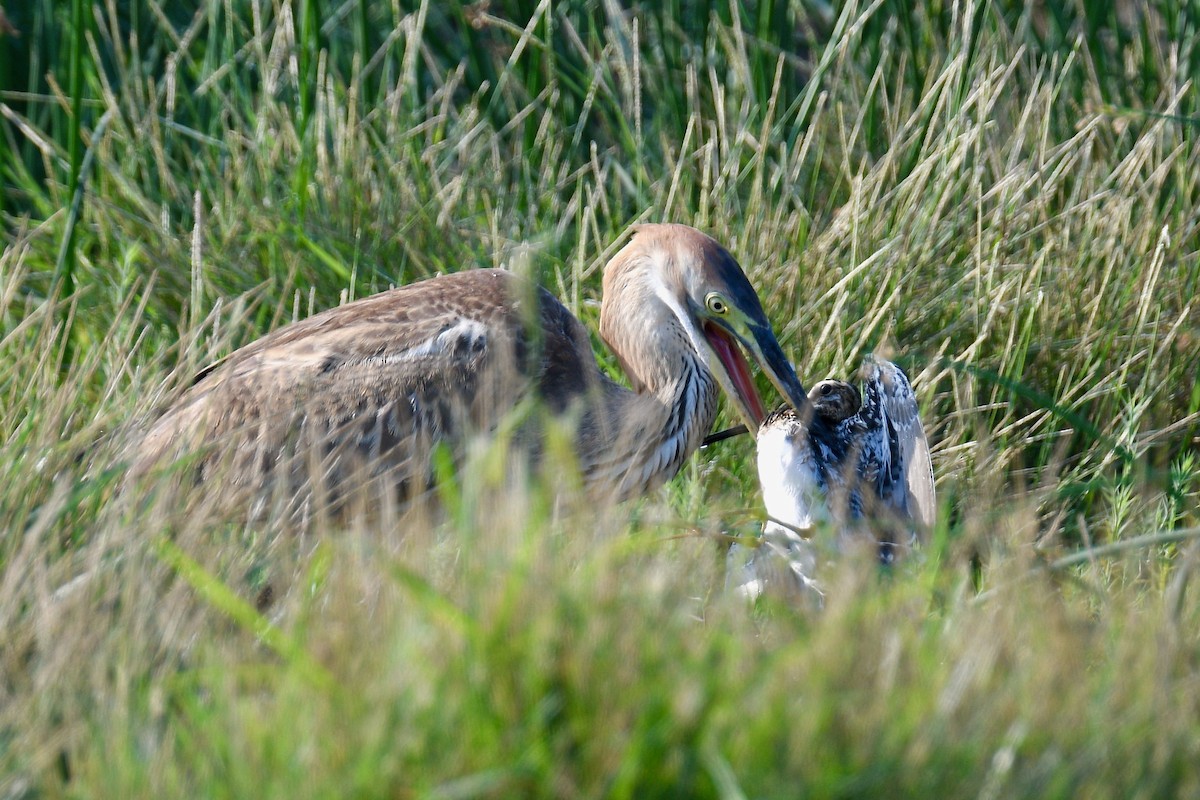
[132,270,598,491]
[853,356,936,531]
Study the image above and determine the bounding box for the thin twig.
[701,424,749,447]
[1046,528,1200,570]
[974,527,1200,604]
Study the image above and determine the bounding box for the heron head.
[810,379,861,423]
[604,224,808,433]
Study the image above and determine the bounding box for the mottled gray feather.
[854,355,936,531]
[754,355,936,556]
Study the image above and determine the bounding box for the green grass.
[2,0,1199,796]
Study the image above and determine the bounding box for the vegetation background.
[1,0,1198,796]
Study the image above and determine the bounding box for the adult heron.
[132,224,808,508]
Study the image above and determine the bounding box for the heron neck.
[584,351,719,500]
[591,265,721,498]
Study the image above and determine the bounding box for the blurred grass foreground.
[1,1,1199,797]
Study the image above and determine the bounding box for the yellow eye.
[706,293,729,315]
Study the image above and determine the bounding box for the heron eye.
[705,293,729,315]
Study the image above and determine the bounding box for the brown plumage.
[131,224,809,511]
[808,379,861,423]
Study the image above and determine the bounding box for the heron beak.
[740,322,809,425]
[701,317,809,435]
[702,322,767,432]
[744,321,811,417]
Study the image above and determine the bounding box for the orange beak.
[703,322,766,426]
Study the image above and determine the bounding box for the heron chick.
[728,357,935,602]
[757,356,935,553]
